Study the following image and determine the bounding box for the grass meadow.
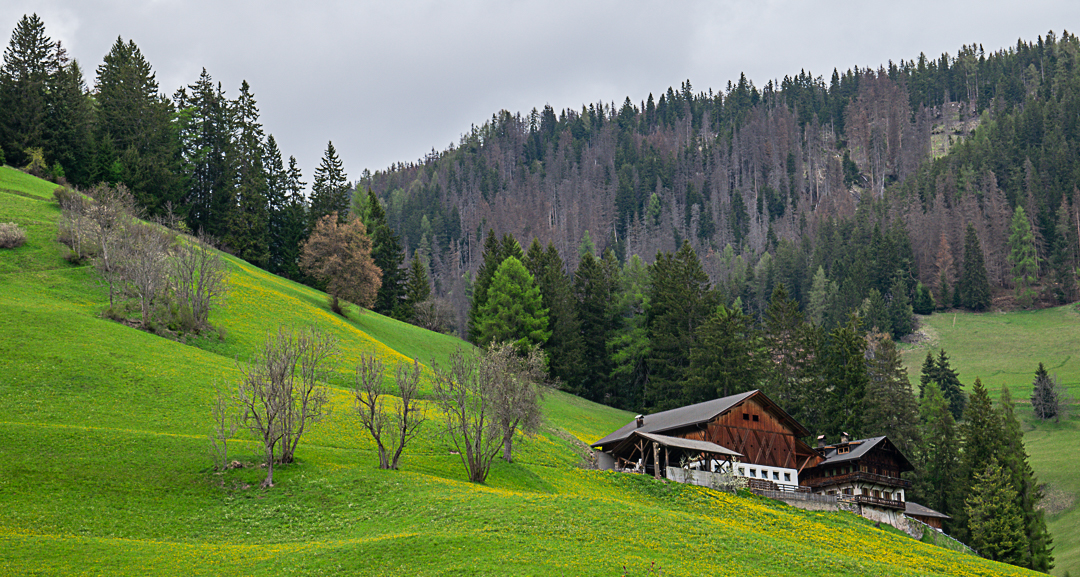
[902,308,1080,577]
[0,165,1046,576]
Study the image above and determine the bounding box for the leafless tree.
[171,231,229,331]
[209,384,239,472]
[353,354,427,470]
[117,223,174,328]
[235,326,336,488]
[413,296,456,333]
[84,183,138,306]
[432,342,545,483]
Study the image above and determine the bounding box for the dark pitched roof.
[591,390,807,449]
[631,431,742,458]
[816,436,914,472]
[905,501,951,520]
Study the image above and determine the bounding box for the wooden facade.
[668,395,821,472]
[800,437,914,510]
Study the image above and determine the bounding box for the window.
[739,467,745,476]
[752,414,759,422]
[772,471,780,481]
[742,413,749,420]
[873,490,881,498]
[838,446,850,455]
[843,488,853,495]
[883,492,891,500]
[749,469,757,478]
[827,490,836,496]
[784,473,791,482]
[861,488,869,496]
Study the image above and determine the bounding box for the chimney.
[840,431,850,444]
[816,434,825,449]
[635,415,645,428]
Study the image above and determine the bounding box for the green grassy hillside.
[903,309,1080,577]
[0,166,1036,576]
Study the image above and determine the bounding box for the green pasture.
[903,309,1080,577]
[0,166,1043,576]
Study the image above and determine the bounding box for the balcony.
[845,494,906,510]
[803,470,912,490]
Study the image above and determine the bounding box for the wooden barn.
[591,390,823,488]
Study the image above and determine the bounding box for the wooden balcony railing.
[845,494,906,510]
[803,471,912,490]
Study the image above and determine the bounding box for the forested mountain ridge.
[365,31,1080,322]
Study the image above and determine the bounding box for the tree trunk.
[262,444,275,488]
[502,432,513,463]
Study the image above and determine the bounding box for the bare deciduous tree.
[432,342,545,483]
[117,223,174,327]
[353,353,427,470]
[413,296,457,334]
[171,231,229,331]
[209,383,238,472]
[235,326,336,488]
[300,212,382,316]
[84,183,138,306]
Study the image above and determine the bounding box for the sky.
[2,1,1078,186]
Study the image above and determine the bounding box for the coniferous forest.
[1,13,1074,571]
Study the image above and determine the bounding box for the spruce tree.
[175,68,231,238]
[95,37,181,213]
[361,189,406,317]
[645,241,716,411]
[1051,198,1078,303]
[762,284,812,410]
[523,241,585,393]
[608,254,651,411]
[821,314,868,439]
[957,377,1001,543]
[0,14,55,169]
[918,350,936,398]
[886,276,915,339]
[571,251,613,399]
[400,252,431,321]
[46,51,95,186]
[807,265,829,325]
[309,141,348,225]
[276,156,309,281]
[958,223,991,311]
[1008,206,1039,308]
[914,382,962,524]
[999,385,1055,572]
[223,80,269,267]
[1030,362,1059,421]
[966,458,1029,565]
[863,332,920,456]
[912,282,935,315]
[467,229,502,343]
[932,349,966,420]
[687,304,765,403]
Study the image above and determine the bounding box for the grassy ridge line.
[0,168,1040,576]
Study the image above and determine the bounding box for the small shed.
[604,430,742,479]
[905,501,951,530]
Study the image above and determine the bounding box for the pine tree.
[966,458,1029,565]
[863,332,920,456]
[958,223,991,311]
[476,256,549,353]
[999,385,1055,572]
[1008,206,1039,308]
[0,14,55,169]
[309,141,348,225]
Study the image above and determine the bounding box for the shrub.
[22,147,47,178]
[0,144,6,165]
[0,222,27,249]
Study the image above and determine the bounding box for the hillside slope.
[902,309,1080,577]
[0,166,1038,576]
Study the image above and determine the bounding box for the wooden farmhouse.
[591,390,823,488]
[799,435,914,507]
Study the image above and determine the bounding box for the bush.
[0,144,6,165]
[0,222,27,249]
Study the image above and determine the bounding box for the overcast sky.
[2,1,1077,185]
